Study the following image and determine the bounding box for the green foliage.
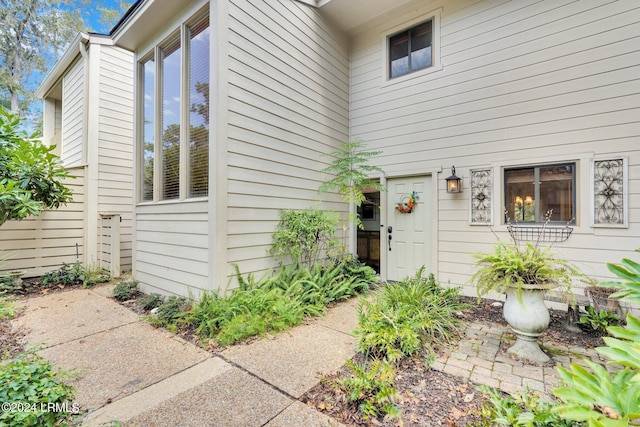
[475,385,577,426]
[148,296,190,332]
[184,262,373,347]
[317,139,386,230]
[0,108,73,225]
[0,350,77,427]
[0,296,17,320]
[338,359,400,420]
[40,262,110,288]
[112,279,139,301]
[269,208,340,268]
[578,306,620,335]
[139,293,165,311]
[354,268,470,363]
[552,249,640,426]
[471,240,588,302]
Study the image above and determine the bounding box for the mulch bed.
[300,297,605,427]
[2,283,607,426]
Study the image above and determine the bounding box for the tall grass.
[354,267,470,363]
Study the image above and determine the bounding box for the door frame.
[378,171,440,282]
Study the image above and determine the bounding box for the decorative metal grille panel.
[594,159,624,225]
[470,169,492,224]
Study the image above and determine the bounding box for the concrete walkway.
[12,284,610,426]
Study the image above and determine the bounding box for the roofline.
[109,0,145,38]
[35,32,90,99]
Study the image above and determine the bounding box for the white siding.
[97,45,134,272]
[61,58,85,167]
[349,0,640,295]
[135,203,210,297]
[0,167,85,277]
[226,0,349,279]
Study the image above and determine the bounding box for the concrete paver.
[15,289,139,347]
[126,367,293,427]
[222,322,356,397]
[10,286,615,426]
[40,321,210,411]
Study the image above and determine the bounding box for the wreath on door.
[396,191,419,213]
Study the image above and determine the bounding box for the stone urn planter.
[471,233,591,364]
[503,285,553,364]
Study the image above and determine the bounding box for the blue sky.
[84,1,132,34]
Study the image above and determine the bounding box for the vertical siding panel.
[98,45,135,272]
[225,0,349,280]
[61,59,85,167]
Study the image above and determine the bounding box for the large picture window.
[138,13,209,203]
[504,163,575,224]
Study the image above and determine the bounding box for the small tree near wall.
[0,107,72,226]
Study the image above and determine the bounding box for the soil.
[1,284,606,426]
[301,297,605,427]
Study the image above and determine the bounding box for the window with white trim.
[389,20,433,79]
[504,163,576,224]
[138,13,210,203]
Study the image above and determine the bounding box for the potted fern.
[470,226,589,363]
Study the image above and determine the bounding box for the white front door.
[386,176,433,281]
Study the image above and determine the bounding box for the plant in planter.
[470,217,590,363]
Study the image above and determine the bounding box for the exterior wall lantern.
[445,166,462,193]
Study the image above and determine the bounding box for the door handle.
[388,234,392,251]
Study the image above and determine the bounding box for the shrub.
[40,262,109,288]
[475,385,576,426]
[552,250,640,426]
[112,280,139,301]
[338,359,400,420]
[139,293,165,311]
[269,208,339,268]
[0,350,77,427]
[354,268,469,363]
[148,296,190,332]
[577,306,620,335]
[185,262,373,347]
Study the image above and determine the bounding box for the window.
[141,57,155,202]
[138,13,209,203]
[504,163,575,224]
[389,20,432,79]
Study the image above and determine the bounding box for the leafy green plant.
[476,385,577,426]
[185,262,373,347]
[139,293,165,311]
[317,139,386,231]
[338,359,400,420]
[552,249,640,426]
[354,268,469,363]
[0,350,77,427]
[269,208,339,268]
[112,280,139,301]
[40,262,109,288]
[0,107,73,226]
[148,296,191,333]
[0,296,17,320]
[578,306,620,335]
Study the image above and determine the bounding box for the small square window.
[504,163,576,224]
[389,20,433,79]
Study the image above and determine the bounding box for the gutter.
[35,33,90,99]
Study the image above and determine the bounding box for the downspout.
[78,34,93,266]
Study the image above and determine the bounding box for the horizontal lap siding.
[62,59,84,167]
[226,0,349,280]
[135,203,209,296]
[0,168,86,277]
[98,46,134,272]
[350,0,640,293]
